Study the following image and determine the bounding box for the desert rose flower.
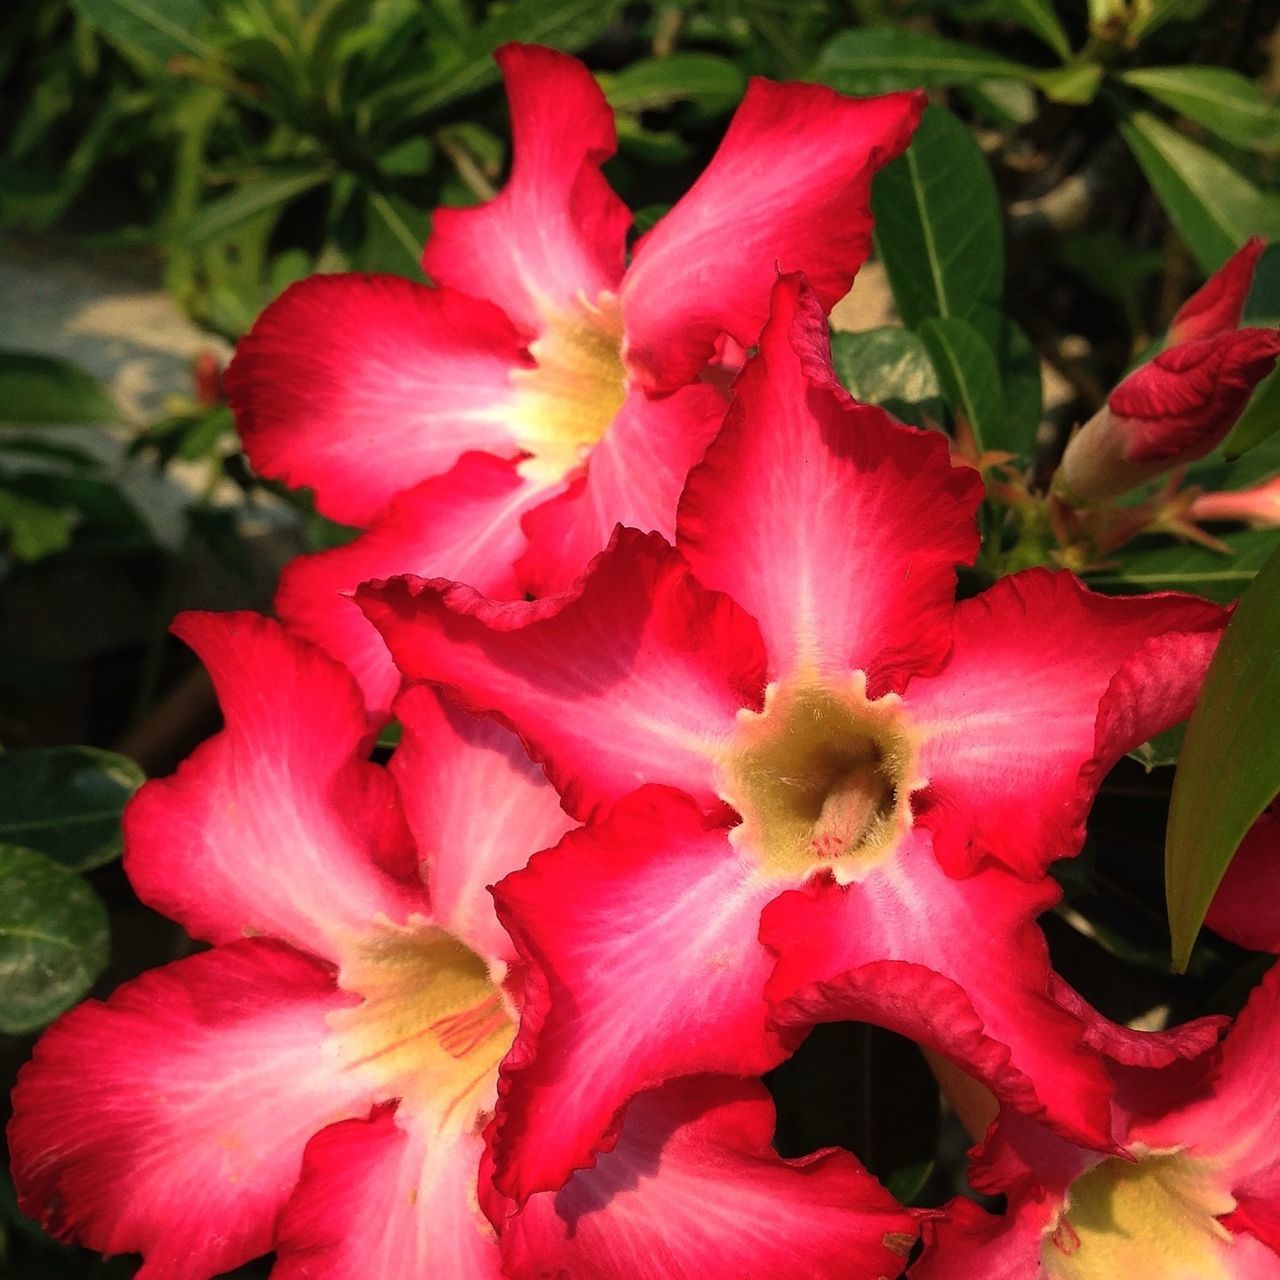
[7,613,913,1280]
[1204,804,1280,953]
[225,42,922,717]
[912,962,1280,1278]
[1189,475,1280,529]
[1058,238,1280,503]
[359,274,1228,1201]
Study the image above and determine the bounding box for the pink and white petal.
[276,453,549,721]
[1206,806,1280,954]
[1168,237,1267,346]
[904,568,1226,878]
[488,787,787,1202]
[7,940,374,1280]
[227,274,527,526]
[422,44,629,332]
[763,836,1119,1149]
[622,82,923,390]
[677,274,982,686]
[124,612,424,962]
[517,381,727,597]
[391,682,576,966]
[272,1106,503,1280]
[491,1077,916,1280]
[911,1193,1060,1280]
[358,528,767,821]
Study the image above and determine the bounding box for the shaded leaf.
[1122,67,1280,152]
[0,487,74,562]
[601,53,745,113]
[182,166,332,247]
[1223,369,1280,459]
[816,28,1038,95]
[919,316,1005,454]
[1087,526,1279,602]
[71,0,213,62]
[0,351,119,426]
[989,0,1072,59]
[1129,723,1186,771]
[1037,62,1103,105]
[829,327,944,427]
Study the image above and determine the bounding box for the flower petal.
[904,568,1226,878]
[358,527,767,820]
[124,612,423,962]
[8,940,373,1280]
[488,787,786,1201]
[422,43,629,333]
[227,274,526,526]
[391,683,576,967]
[677,274,981,686]
[272,1106,503,1280]
[1168,237,1267,346]
[276,453,547,720]
[488,1077,916,1280]
[517,381,726,596]
[622,81,922,389]
[1206,806,1280,954]
[911,1194,1059,1280]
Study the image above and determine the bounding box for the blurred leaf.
[1117,108,1280,274]
[1129,0,1214,41]
[0,843,109,1034]
[1129,723,1186,771]
[1166,542,1280,970]
[1037,62,1103,105]
[816,28,1038,94]
[71,0,214,62]
[0,352,119,426]
[0,487,73,562]
[988,0,1072,59]
[1122,68,1280,152]
[996,317,1044,456]
[1223,370,1280,459]
[601,53,745,113]
[0,746,144,872]
[1087,526,1279,602]
[829,327,944,427]
[183,166,331,247]
[871,107,1003,331]
[919,316,1004,454]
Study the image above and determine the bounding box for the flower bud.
[1188,474,1280,529]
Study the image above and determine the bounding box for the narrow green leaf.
[829,327,944,428]
[919,316,1004,454]
[182,167,331,247]
[1166,541,1280,970]
[871,106,1003,330]
[1129,723,1186,771]
[1086,527,1279,603]
[815,28,1039,95]
[0,488,74,562]
[1223,370,1280,459]
[71,0,214,62]
[0,844,109,1034]
[0,351,119,426]
[0,746,145,871]
[1036,62,1103,105]
[600,54,745,113]
[1122,67,1280,152]
[987,0,1072,57]
[1117,108,1280,274]
[1129,0,1214,41]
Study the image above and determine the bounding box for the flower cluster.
[9,43,1280,1280]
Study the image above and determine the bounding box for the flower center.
[510,292,627,485]
[330,922,514,1132]
[1044,1153,1237,1280]
[715,673,919,881]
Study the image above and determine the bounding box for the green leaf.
[1087,526,1279,602]
[1129,723,1186,771]
[1129,0,1214,41]
[1166,541,1280,970]
[1223,369,1280,459]
[0,746,145,872]
[815,28,1040,95]
[182,167,332,247]
[71,0,214,62]
[1117,108,1280,274]
[829,327,944,427]
[0,351,119,426]
[0,843,108,1034]
[601,54,745,113]
[1121,67,1280,152]
[0,487,73,562]
[1037,62,1103,105]
[989,0,1072,59]
[871,107,1003,332]
[996,317,1044,456]
[919,316,1005,454]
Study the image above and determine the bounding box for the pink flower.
[913,962,1280,1278]
[225,43,922,718]
[7,613,913,1280]
[1190,476,1280,529]
[1205,804,1280,953]
[1058,239,1280,502]
[358,274,1228,1202]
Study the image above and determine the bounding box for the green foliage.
[0,351,120,426]
[829,327,944,428]
[918,317,1004,453]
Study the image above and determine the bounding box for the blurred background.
[1,1,1278,1274]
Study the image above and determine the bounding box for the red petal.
[490,1077,916,1280]
[124,612,423,962]
[276,453,547,720]
[358,528,768,820]
[488,787,786,1201]
[8,941,373,1280]
[912,1193,1059,1280]
[227,274,526,526]
[677,274,981,687]
[623,82,922,389]
[903,568,1226,878]
[422,44,628,333]
[1206,807,1280,953]
[1168,237,1267,346]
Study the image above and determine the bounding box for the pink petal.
[391,683,576,967]
[488,787,787,1202]
[124,612,424,963]
[1168,237,1267,346]
[622,82,922,389]
[517,381,727,597]
[903,568,1226,878]
[8,940,374,1280]
[227,273,527,526]
[276,453,547,720]
[1206,806,1280,953]
[272,1106,503,1280]
[422,44,629,334]
[677,274,981,686]
[358,528,768,820]
[490,1077,916,1280]
[763,835,1118,1149]
[911,1193,1059,1280]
